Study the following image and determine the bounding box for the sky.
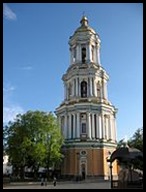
[3,3,143,141]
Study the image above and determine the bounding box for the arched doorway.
[81,163,86,180]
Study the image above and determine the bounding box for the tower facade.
[56,16,118,180]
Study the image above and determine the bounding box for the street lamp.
[46,134,51,182]
[107,157,113,189]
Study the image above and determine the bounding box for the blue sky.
[3,3,143,141]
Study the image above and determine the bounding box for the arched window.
[81,81,87,98]
[82,47,86,63]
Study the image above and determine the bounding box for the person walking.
[41,176,44,186]
[44,176,47,186]
[53,176,57,187]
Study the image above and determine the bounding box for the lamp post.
[47,134,51,182]
[109,162,113,189]
[107,155,113,189]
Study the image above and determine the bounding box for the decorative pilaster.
[87,112,91,139]
[101,114,105,139]
[73,113,76,138]
[96,114,99,138]
[64,115,67,139]
[91,113,95,139]
[90,77,92,96]
[69,114,72,139]
[76,78,78,97]
[77,112,80,138]
[76,44,80,62]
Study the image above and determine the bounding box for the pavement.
[3,180,111,189]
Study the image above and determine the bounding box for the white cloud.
[3,3,17,20]
[3,85,15,92]
[22,66,33,70]
[3,105,24,124]
[3,82,24,124]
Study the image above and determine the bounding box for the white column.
[87,43,90,63]
[96,114,99,138]
[66,116,69,139]
[113,117,117,141]
[105,81,108,99]
[94,44,97,64]
[72,79,74,97]
[112,117,115,141]
[101,80,105,99]
[98,115,102,139]
[73,113,76,138]
[103,80,107,99]
[70,48,72,65]
[64,115,67,139]
[91,113,95,139]
[66,84,68,100]
[76,44,79,62]
[105,117,109,140]
[111,116,116,141]
[78,44,81,62]
[90,77,92,96]
[115,119,117,141]
[88,43,92,63]
[113,117,116,141]
[108,116,111,140]
[101,114,105,139]
[92,78,95,96]
[97,44,101,65]
[94,80,97,97]
[69,114,72,139]
[75,113,77,138]
[73,79,75,97]
[76,78,78,97]
[110,117,113,140]
[93,45,96,63]
[78,78,81,97]
[77,112,80,138]
[87,112,91,139]
[88,77,90,97]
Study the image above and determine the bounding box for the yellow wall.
[61,146,118,179]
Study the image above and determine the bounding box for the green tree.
[128,127,143,170]
[117,138,126,148]
[4,110,64,180]
[116,128,143,170]
[128,127,143,152]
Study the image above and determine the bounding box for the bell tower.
[56,16,118,180]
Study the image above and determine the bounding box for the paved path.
[3,181,111,189]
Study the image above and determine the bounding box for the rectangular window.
[82,123,86,133]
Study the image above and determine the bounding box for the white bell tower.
[56,16,118,180]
